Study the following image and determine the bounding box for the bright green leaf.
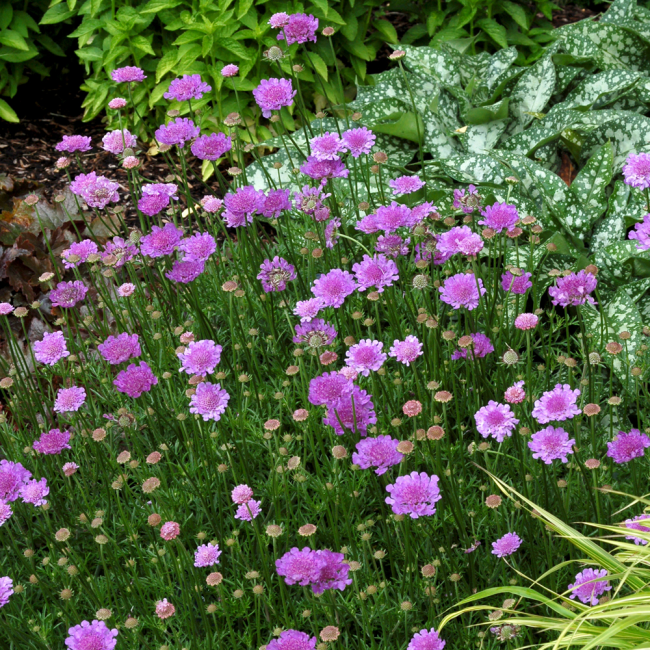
[0,98,19,122]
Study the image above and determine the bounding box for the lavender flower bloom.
[166,260,205,283]
[268,630,317,650]
[388,175,425,195]
[385,471,441,518]
[20,477,49,506]
[568,569,611,606]
[324,385,377,436]
[98,333,141,365]
[389,336,423,366]
[355,212,381,234]
[113,362,158,398]
[257,256,296,292]
[103,236,137,267]
[221,64,238,77]
[33,331,69,365]
[293,319,337,348]
[191,132,231,160]
[178,340,222,376]
[70,172,119,209]
[407,628,446,650]
[0,460,32,501]
[253,78,296,118]
[375,234,410,257]
[623,152,650,190]
[342,127,376,157]
[310,132,345,161]
[491,532,522,558]
[0,576,13,609]
[50,281,88,308]
[294,297,324,322]
[223,185,265,226]
[311,549,352,595]
[324,218,341,249]
[62,240,98,268]
[155,118,200,147]
[33,428,71,454]
[409,201,438,226]
[515,313,539,330]
[111,66,146,83]
[451,332,493,360]
[528,426,575,464]
[478,202,519,233]
[629,214,650,250]
[312,269,356,308]
[235,499,261,521]
[231,484,253,504]
[504,381,526,404]
[501,271,532,294]
[607,429,650,464]
[140,222,183,258]
[548,270,598,307]
[164,74,211,101]
[189,382,230,421]
[0,502,12,526]
[179,232,217,262]
[268,12,290,28]
[300,156,349,180]
[201,195,223,213]
[138,183,179,217]
[55,135,92,153]
[194,542,222,567]
[624,515,650,545]
[308,371,352,406]
[475,402,519,443]
[352,436,403,475]
[532,384,581,423]
[346,339,387,376]
[276,13,319,44]
[101,129,137,155]
[295,183,330,215]
[436,226,483,257]
[65,619,119,650]
[262,189,293,218]
[415,237,451,266]
[276,547,323,586]
[453,184,481,213]
[439,273,486,310]
[352,254,399,293]
[54,387,86,413]
[375,201,412,233]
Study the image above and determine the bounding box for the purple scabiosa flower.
[253,78,296,118]
[324,385,377,436]
[504,381,526,404]
[478,202,519,233]
[310,132,345,161]
[262,188,293,218]
[293,319,337,349]
[475,401,519,443]
[98,333,141,365]
[276,547,323,586]
[294,297,324,322]
[312,549,352,595]
[436,226,483,257]
[308,371,352,406]
[491,532,522,558]
[623,152,650,190]
[388,174,425,196]
[164,74,211,101]
[50,281,88,308]
[268,12,290,28]
[70,172,119,209]
[0,303,13,315]
[515,313,538,330]
[312,268,356,308]
[528,426,575,464]
[607,429,650,464]
[385,471,441,518]
[54,387,86,413]
[277,13,319,44]
[103,236,137,267]
[415,237,451,266]
[501,271,532,294]
[407,628,446,650]
[65,619,119,650]
[375,234,410,257]
[0,460,31,502]
[191,132,232,160]
[33,331,69,365]
[453,185,480,213]
[268,630,316,650]
[221,64,239,77]
[201,195,223,213]
[568,569,611,606]
[168,256,202,287]
[231,484,254,504]
[62,240,98,269]
[352,436,403,475]
[155,118,200,147]
[375,201,412,233]
[300,156,349,180]
[111,66,145,83]
[409,201,438,226]
[624,515,650,545]
[532,384,581,423]
[389,335,423,366]
[178,340,222,376]
[629,214,650,250]
[138,183,179,217]
[324,218,341,249]
[223,185,265,226]
[451,332,494,360]
[355,212,381,234]
[295,183,330,216]
[62,462,79,477]
[140,222,183,258]
[55,135,92,153]
[179,232,216,262]
[101,129,137,155]
[108,98,126,109]
[20,477,49,506]
[257,256,296,293]
[189,382,230,421]
[548,270,597,307]
[32,433,69,461]
[342,127,376,157]
[0,576,12,609]
[352,254,399,293]
[194,543,222,567]
[345,339,387,376]
[114,362,158,398]
[439,272,486,311]
[0,501,11,526]
[235,499,261,521]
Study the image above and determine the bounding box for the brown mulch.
[551,4,598,27]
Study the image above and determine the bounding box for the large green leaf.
[590,181,630,254]
[507,55,556,132]
[0,98,19,122]
[399,43,462,86]
[563,70,641,110]
[460,120,508,153]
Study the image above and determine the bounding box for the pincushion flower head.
[231,484,254,504]
[389,335,423,366]
[50,281,88,308]
[194,542,222,567]
[114,362,158,398]
[623,152,650,190]
[164,74,211,101]
[624,515,650,545]
[352,254,399,293]
[262,188,293,218]
[342,127,375,157]
[155,599,175,620]
[0,460,32,501]
[276,547,323,586]
[300,156,349,180]
[386,472,441,518]
[268,630,317,650]
[62,239,98,268]
[310,132,345,161]
[345,339,387,376]
[451,332,493,360]
[98,333,141,365]
[439,272,486,310]
[295,183,330,215]
[375,201,412,233]
[138,184,179,218]
[190,382,230,421]
[502,271,532,294]
[436,225,483,257]
[70,172,119,209]
[276,13,318,44]
[160,521,181,541]
[178,339,222,376]
[607,429,650,464]
[293,319,337,349]
[308,371,352,406]
[532,383,581,423]
[453,184,480,213]
[407,628,446,650]
[478,202,519,232]
[235,499,261,521]
[56,135,92,153]
[312,268,356,308]
[65,619,118,650]
[475,402,519,443]
[389,175,425,196]
[221,63,238,77]
[548,270,597,307]
[258,257,296,292]
[491,532,522,558]
[253,78,296,118]
[166,260,205,284]
[103,236,137,267]
[155,118,199,147]
[353,436,403,475]
[0,576,13,609]
[33,428,71,454]
[515,313,538,330]
[20,477,49,506]
[504,380,526,404]
[629,214,650,250]
[33,331,69,365]
[111,66,145,83]
[140,221,183,257]
[375,234,410,257]
[528,426,575,464]
[568,569,611,605]
[179,232,217,262]
[324,385,377,436]
[294,297,324,322]
[311,549,352,595]
[223,185,265,226]
[191,132,231,160]
[0,502,12,526]
[101,129,137,155]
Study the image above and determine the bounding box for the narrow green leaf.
[141,0,182,14]
[0,29,29,51]
[0,98,19,122]
[476,18,508,48]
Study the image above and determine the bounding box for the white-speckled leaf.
[245,149,300,192]
[508,56,556,132]
[563,70,640,109]
[554,66,587,95]
[481,47,519,93]
[590,181,629,254]
[399,44,462,86]
[594,240,650,289]
[421,108,458,159]
[600,0,638,26]
[439,153,507,185]
[460,120,508,153]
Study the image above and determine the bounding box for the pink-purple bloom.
[567,568,611,606]
[235,499,261,521]
[375,202,412,233]
[140,222,183,257]
[628,214,650,250]
[20,477,49,506]
[300,156,349,180]
[70,172,119,209]
[103,236,137,267]
[0,576,12,609]
[268,630,316,650]
[55,135,92,153]
[436,226,484,257]
[0,501,12,526]
[257,257,296,292]
[323,385,376,436]
[345,339,387,376]
[54,387,86,413]
[164,74,211,101]
[504,381,526,404]
[111,66,145,83]
[101,129,137,155]
[548,270,597,307]
[478,202,519,233]
[275,547,351,594]
[178,339,222,376]
[451,332,493,360]
[407,628,446,650]
[50,281,88,308]
[502,271,532,294]
[491,532,522,558]
[98,333,141,365]
[194,542,222,567]
[623,152,650,190]
[623,515,650,545]
[389,335,423,366]
[352,254,399,293]
[514,313,538,330]
[33,331,69,365]
[439,272,486,311]
[532,384,581,423]
[453,184,481,213]
[308,371,352,406]
[606,429,650,464]
[253,78,296,118]
[62,239,98,268]
[375,234,410,257]
[113,362,158,398]
[155,118,200,147]
[310,132,345,161]
[0,460,32,501]
[189,382,230,421]
[65,619,118,650]
[276,13,319,44]
[312,269,356,308]
[293,319,337,348]
[191,133,232,160]
[342,127,376,157]
[385,471,441,518]
[262,189,293,218]
[388,175,425,196]
[223,185,265,227]
[138,183,179,217]
[294,297,324,322]
[221,64,239,77]
[268,12,290,28]
[528,426,575,464]
[295,183,330,215]
[166,260,205,283]
[353,435,403,475]
[475,402,519,443]
[179,232,216,262]
[231,484,254,504]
